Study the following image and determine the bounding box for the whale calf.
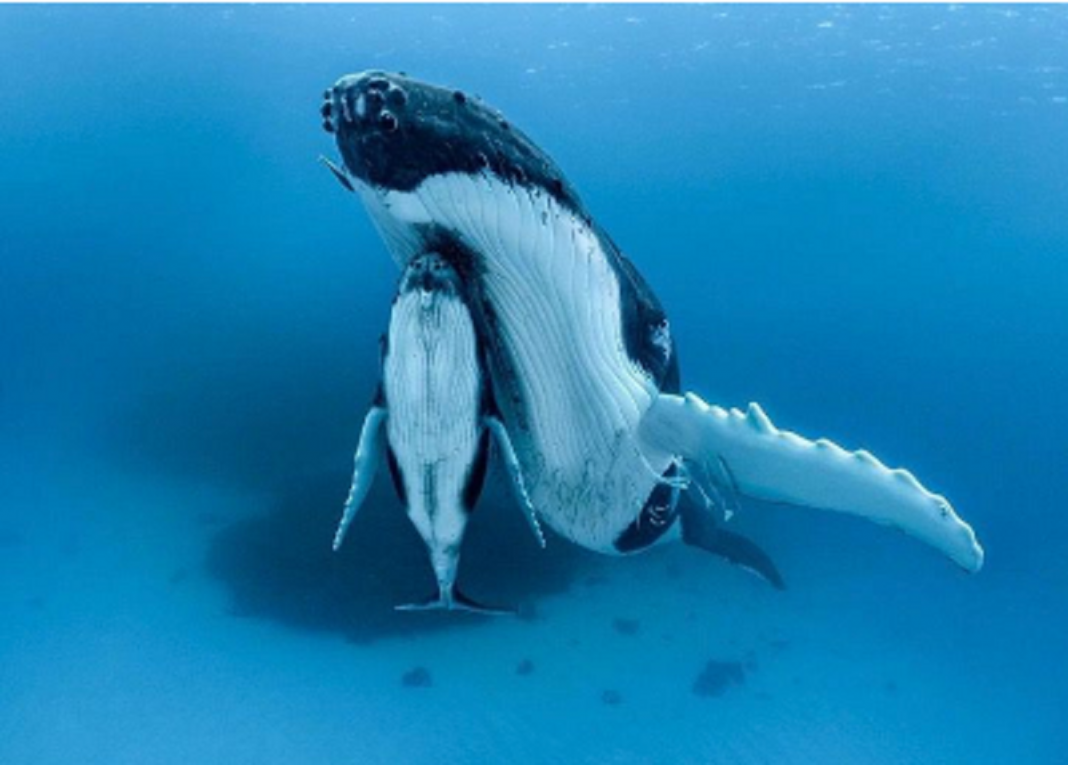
[322,71,983,578]
[333,253,542,613]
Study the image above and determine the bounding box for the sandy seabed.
[2,443,1062,765]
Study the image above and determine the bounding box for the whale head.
[321,71,581,213]
[321,70,680,397]
[398,252,462,300]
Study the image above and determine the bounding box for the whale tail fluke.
[678,492,786,590]
[396,588,514,616]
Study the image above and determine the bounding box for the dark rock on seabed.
[692,660,746,698]
[402,667,432,688]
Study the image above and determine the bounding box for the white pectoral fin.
[640,393,984,573]
[333,406,387,551]
[487,417,546,549]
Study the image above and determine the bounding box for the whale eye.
[453,90,467,105]
[380,111,398,132]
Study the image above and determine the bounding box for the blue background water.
[2,5,1066,763]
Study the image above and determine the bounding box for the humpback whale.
[321,71,984,578]
[333,253,542,613]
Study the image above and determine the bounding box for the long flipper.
[640,393,983,572]
[333,406,387,551]
[487,417,546,548]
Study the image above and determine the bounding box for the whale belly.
[374,174,669,551]
[384,293,482,539]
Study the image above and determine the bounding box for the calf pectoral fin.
[486,417,546,549]
[640,393,984,573]
[333,406,387,551]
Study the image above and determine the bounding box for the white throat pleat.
[385,292,482,531]
[374,173,664,548]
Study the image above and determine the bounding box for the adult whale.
[320,71,984,575]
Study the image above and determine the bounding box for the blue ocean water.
[2,4,1067,763]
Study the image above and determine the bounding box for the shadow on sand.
[109,338,599,643]
[205,466,597,644]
